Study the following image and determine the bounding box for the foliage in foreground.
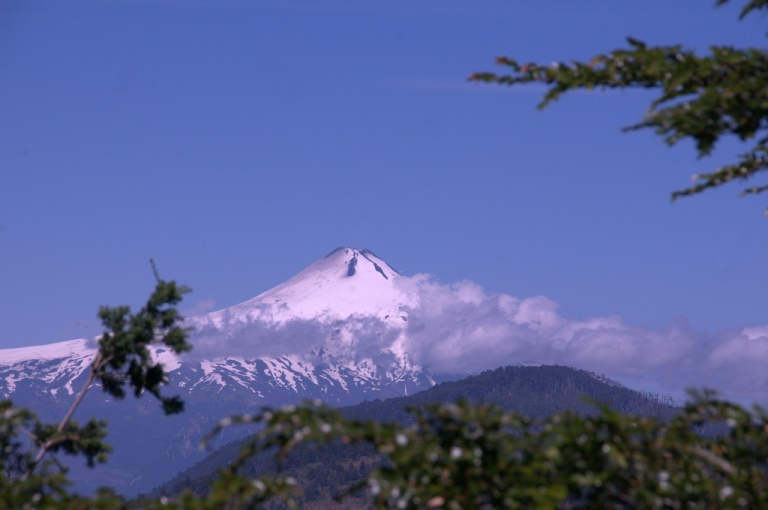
[0,265,191,509]
[168,394,765,510]
[470,0,768,208]
[150,365,678,505]
[7,391,768,508]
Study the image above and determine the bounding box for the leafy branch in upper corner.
[469,0,768,209]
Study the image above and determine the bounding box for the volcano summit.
[194,247,415,336]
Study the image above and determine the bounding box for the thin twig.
[25,352,106,477]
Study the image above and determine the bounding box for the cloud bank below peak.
[398,275,693,372]
[396,274,767,404]
[186,272,768,404]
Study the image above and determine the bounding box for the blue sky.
[1,0,767,398]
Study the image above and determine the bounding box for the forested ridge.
[148,365,678,507]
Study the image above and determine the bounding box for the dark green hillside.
[147,365,677,507]
[343,365,675,423]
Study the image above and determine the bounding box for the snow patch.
[0,338,95,365]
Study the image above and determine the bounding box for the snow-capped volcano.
[197,247,414,328]
[0,247,433,494]
[188,246,421,364]
[0,248,431,406]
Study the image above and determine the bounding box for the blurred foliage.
[94,265,191,415]
[150,365,677,505]
[138,393,768,509]
[5,387,768,509]
[0,267,190,509]
[470,0,768,209]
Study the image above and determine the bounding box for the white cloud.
[702,327,768,402]
[191,318,333,359]
[183,298,217,318]
[398,276,697,376]
[395,274,767,404]
[185,273,768,404]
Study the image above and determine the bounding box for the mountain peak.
[324,247,401,280]
[204,248,412,325]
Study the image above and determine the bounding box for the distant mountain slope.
[0,248,432,495]
[342,364,676,422]
[150,365,677,504]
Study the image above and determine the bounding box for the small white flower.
[658,471,669,490]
